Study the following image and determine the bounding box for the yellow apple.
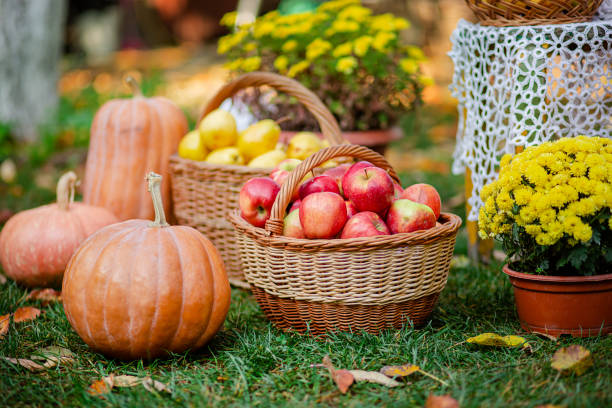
[205,147,245,165]
[237,119,280,162]
[178,130,208,161]
[286,132,325,160]
[247,149,287,168]
[199,109,238,151]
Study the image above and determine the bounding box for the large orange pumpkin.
[62,172,230,360]
[0,172,118,288]
[82,78,188,221]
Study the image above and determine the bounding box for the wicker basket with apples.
[230,144,462,336]
[169,72,345,288]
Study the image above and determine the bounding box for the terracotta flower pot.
[503,264,612,337]
[281,128,402,155]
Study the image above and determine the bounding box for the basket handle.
[264,144,400,235]
[201,72,345,146]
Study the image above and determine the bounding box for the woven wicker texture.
[229,145,462,336]
[465,0,603,26]
[170,72,345,288]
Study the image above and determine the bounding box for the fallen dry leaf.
[0,273,6,285]
[88,378,113,396]
[551,345,593,376]
[380,364,420,378]
[27,289,62,305]
[467,333,529,349]
[13,307,41,323]
[349,370,402,387]
[322,355,354,394]
[1,357,46,371]
[0,314,9,338]
[142,376,170,393]
[31,346,75,367]
[535,332,559,341]
[112,375,144,388]
[425,393,460,408]
[89,374,170,396]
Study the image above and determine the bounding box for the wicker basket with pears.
[169,72,345,288]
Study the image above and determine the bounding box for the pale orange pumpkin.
[62,172,230,360]
[0,172,118,288]
[82,78,188,221]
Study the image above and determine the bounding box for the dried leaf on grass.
[27,289,62,305]
[425,394,460,408]
[467,333,530,350]
[0,314,9,339]
[534,332,559,341]
[88,375,170,397]
[13,307,41,323]
[551,345,592,376]
[348,370,402,387]
[1,357,46,371]
[1,346,75,371]
[322,356,354,394]
[380,364,420,378]
[0,274,6,285]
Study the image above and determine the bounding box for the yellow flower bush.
[479,136,612,276]
[218,0,426,131]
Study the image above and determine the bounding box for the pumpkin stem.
[125,75,143,97]
[57,171,78,211]
[146,172,168,227]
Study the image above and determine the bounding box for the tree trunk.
[0,0,66,141]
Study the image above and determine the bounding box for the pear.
[178,130,208,161]
[199,109,238,151]
[248,150,287,168]
[286,132,325,160]
[237,119,280,162]
[205,147,245,165]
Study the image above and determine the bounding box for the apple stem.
[364,168,368,177]
[146,172,169,227]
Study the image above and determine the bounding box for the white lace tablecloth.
[449,19,612,221]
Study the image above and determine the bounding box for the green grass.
[1,260,610,407]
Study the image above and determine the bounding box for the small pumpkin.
[62,172,231,360]
[0,172,118,287]
[82,77,188,221]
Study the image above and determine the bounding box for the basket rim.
[170,153,276,173]
[229,210,462,252]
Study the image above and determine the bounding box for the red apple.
[342,166,394,216]
[401,183,441,219]
[298,175,340,199]
[386,199,436,234]
[270,168,289,187]
[323,163,352,195]
[289,199,301,213]
[340,211,390,239]
[341,161,374,196]
[345,201,357,218]
[283,209,305,238]
[239,177,280,228]
[393,182,404,200]
[276,158,301,172]
[299,192,347,239]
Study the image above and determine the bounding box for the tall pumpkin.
[82,78,188,220]
[62,173,230,360]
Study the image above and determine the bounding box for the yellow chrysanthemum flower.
[274,55,289,72]
[333,42,353,58]
[306,38,332,60]
[241,56,261,72]
[372,31,395,52]
[399,58,418,74]
[282,40,298,53]
[336,56,358,74]
[353,36,372,56]
[287,60,310,78]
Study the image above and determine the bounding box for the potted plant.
[478,136,612,337]
[217,0,429,153]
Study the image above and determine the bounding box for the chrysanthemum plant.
[218,0,428,131]
[479,136,612,276]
